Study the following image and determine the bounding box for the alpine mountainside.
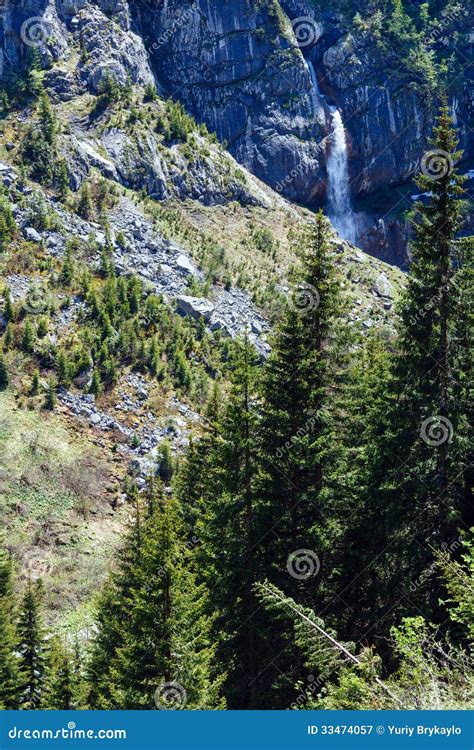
[1,0,472,261]
[0,0,472,713]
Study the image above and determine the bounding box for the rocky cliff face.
[133,0,327,202]
[133,0,472,201]
[0,0,154,90]
[0,0,471,263]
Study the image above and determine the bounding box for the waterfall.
[306,60,321,117]
[304,60,358,244]
[326,109,357,244]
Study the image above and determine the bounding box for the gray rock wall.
[134,0,472,200]
[1,0,471,209]
[134,0,327,202]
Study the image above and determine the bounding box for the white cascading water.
[306,60,321,117]
[326,109,357,244]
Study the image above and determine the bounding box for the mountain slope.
[3,0,460,627]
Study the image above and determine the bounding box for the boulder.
[23,227,42,243]
[44,68,80,102]
[128,457,155,478]
[176,295,214,322]
[175,254,197,276]
[372,273,393,299]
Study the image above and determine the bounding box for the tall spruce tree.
[16,580,48,709]
[86,488,225,709]
[340,106,472,638]
[174,380,222,534]
[250,211,354,705]
[258,212,347,573]
[0,191,15,253]
[0,545,20,709]
[37,90,58,145]
[195,335,266,708]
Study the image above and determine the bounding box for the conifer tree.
[44,379,57,411]
[44,637,74,709]
[16,580,48,709]
[342,106,472,635]
[37,318,48,338]
[56,158,69,199]
[37,90,57,146]
[21,320,36,353]
[3,323,13,350]
[157,440,174,483]
[0,545,20,709]
[60,245,75,286]
[175,381,222,532]
[329,333,395,636]
[127,276,141,315]
[196,336,265,708]
[87,488,225,709]
[250,211,354,704]
[31,369,40,396]
[21,90,58,184]
[262,212,350,568]
[22,48,43,99]
[89,369,102,396]
[3,289,14,322]
[56,349,70,386]
[0,353,8,390]
[77,182,93,220]
[394,105,468,509]
[148,337,161,376]
[0,193,15,252]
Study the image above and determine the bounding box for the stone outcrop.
[176,296,215,323]
[134,0,327,202]
[134,0,472,202]
[0,0,471,264]
[1,0,471,208]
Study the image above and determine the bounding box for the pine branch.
[255,580,403,705]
